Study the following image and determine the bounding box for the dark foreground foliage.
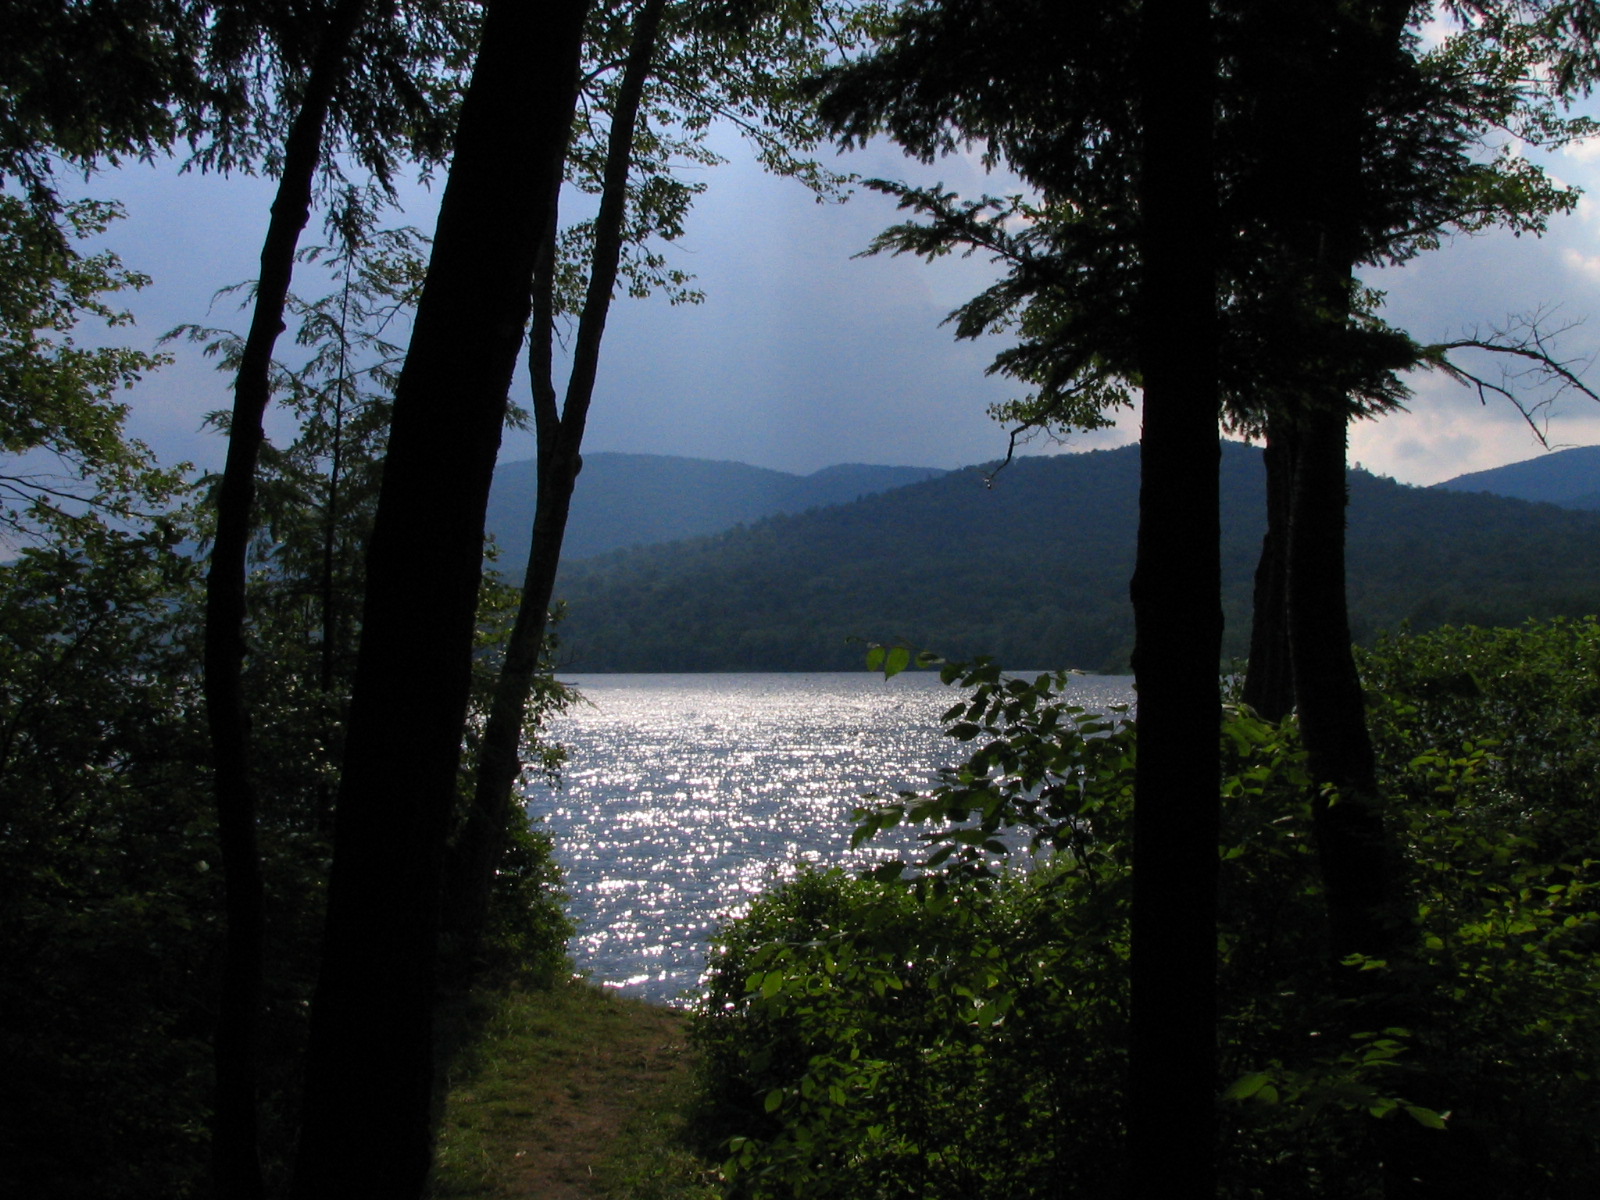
[692,624,1600,1198]
[0,520,574,1199]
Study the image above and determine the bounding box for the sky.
[62,106,1600,491]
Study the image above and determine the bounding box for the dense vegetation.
[692,620,1600,1198]
[553,443,1600,672]
[0,507,576,1198]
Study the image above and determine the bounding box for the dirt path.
[435,984,705,1199]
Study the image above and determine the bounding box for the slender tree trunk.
[314,245,356,834]
[1125,0,1220,1195]
[1241,417,1296,721]
[442,0,668,981]
[288,3,590,1197]
[201,2,368,1194]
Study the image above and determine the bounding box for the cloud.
[1564,247,1600,284]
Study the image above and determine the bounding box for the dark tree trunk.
[1241,417,1296,721]
[1124,0,1220,1195]
[201,2,368,1194]
[1277,6,1433,1192]
[287,3,590,1197]
[1285,0,1410,970]
[442,0,668,983]
[1286,399,1398,961]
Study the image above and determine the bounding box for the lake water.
[528,671,1135,1005]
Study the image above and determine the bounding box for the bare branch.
[1421,308,1600,447]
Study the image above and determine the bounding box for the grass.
[431,979,720,1199]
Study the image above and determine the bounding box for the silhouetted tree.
[1125,0,1221,1192]
[288,3,590,1195]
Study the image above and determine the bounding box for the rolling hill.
[543,442,1600,672]
[1434,444,1600,510]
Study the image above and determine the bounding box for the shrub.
[694,642,1600,1198]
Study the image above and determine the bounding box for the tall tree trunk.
[1281,5,1431,1192]
[202,2,368,1194]
[1286,0,1409,969]
[287,3,591,1197]
[1286,399,1397,961]
[1241,417,1295,721]
[1125,0,1220,1195]
[442,0,668,983]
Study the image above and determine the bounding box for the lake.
[529,670,1135,1005]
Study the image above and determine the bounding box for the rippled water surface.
[529,671,1134,1004]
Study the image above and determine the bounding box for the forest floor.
[432,980,718,1199]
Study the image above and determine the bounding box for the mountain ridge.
[1434,444,1600,510]
[485,451,946,566]
[546,442,1600,672]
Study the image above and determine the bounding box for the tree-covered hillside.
[551,441,1600,672]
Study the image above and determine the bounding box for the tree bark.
[287,3,590,1197]
[1241,417,1296,721]
[443,0,668,983]
[1125,0,1220,1195]
[201,2,368,1194]
[1283,0,1410,970]
[1286,400,1398,961]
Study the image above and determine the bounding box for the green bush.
[694,639,1600,1198]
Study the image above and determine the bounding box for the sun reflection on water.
[526,670,1134,1006]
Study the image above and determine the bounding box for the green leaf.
[1404,1105,1449,1130]
[1223,1071,1273,1101]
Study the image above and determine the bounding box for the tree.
[0,195,179,537]
[287,2,591,1194]
[194,3,476,1188]
[1124,0,1221,1193]
[448,0,864,982]
[203,12,370,1192]
[818,0,1583,920]
[819,1,1227,1190]
[817,1,1591,1192]
[446,0,671,981]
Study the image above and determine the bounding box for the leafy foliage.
[813,0,1590,447]
[0,195,179,535]
[0,524,215,1198]
[693,629,1600,1198]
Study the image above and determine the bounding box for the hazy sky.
[67,110,1600,490]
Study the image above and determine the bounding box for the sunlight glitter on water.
[526,671,1134,1005]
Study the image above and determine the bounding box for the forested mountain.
[485,452,946,565]
[1435,443,1600,510]
[550,441,1600,672]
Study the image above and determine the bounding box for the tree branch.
[1422,308,1600,446]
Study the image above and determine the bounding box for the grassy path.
[433,982,717,1199]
